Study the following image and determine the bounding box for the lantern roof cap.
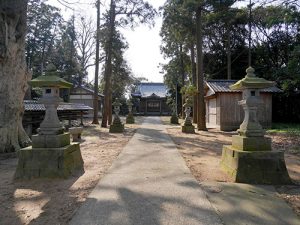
[230,67,274,90]
[29,75,73,88]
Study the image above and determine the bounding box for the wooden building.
[205,80,281,131]
[132,83,171,116]
[69,85,104,117]
[23,100,92,136]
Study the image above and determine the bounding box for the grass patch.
[267,123,300,136]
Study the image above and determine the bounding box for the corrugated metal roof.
[24,100,93,111]
[206,80,281,94]
[132,83,168,98]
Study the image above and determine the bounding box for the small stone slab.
[14,143,84,179]
[221,145,292,184]
[69,127,84,142]
[232,135,272,151]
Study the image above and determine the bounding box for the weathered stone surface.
[126,113,135,124]
[221,145,292,184]
[110,114,124,133]
[32,133,70,148]
[182,125,195,134]
[170,114,179,124]
[69,127,83,142]
[231,135,271,151]
[14,143,84,179]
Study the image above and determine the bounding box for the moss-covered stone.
[231,135,271,151]
[126,113,135,124]
[109,116,124,133]
[109,123,124,133]
[170,114,179,124]
[32,133,71,148]
[221,145,292,184]
[182,125,195,133]
[14,143,84,179]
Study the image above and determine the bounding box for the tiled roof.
[132,83,168,98]
[72,85,104,97]
[24,100,93,112]
[205,80,281,95]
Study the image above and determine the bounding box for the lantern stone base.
[181,125,195,133]
[126,114,135,124]
[14,143,84,179]
[32,133,70,148]
[221,145,292,184]
[170,114,179,124]
[232,135,272,151]
[109,117,124,133]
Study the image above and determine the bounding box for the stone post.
[126,100,135,124]
[170,103,179,124]
[181,98,195,133]
[109,98,124,133]
[15,65,84,179]
[220,67,291,184]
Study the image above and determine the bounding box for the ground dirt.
[0,117,143,225]
[161,116,300,217]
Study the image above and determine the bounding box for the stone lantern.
[15,65,84,179]
[221,67,291,184]
[181,97,195,133]
[126,100,135,124]
[109,98,124,133]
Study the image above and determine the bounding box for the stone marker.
[170,104,179,124]
[15,65,84,179]
[221,67,291,184]
[126,100,135,124]
[109,98,124,133]
[69,127,84,142]
[181,97,195,133]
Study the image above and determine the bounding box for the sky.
[48,0,166,83]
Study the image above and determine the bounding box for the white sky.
[47,0,166,83]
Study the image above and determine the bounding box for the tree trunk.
[0,0,32,153]
[190,42,197,123]
[101,0,115,128]
[226,28,231,80]
[108,89,112,125]
[179,44,185,118]
[92,0,100,124]
[196,7,207,131]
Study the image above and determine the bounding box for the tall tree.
[0,0,31,153]
[101,0,156,127]
[92,0,101,124]
[26,0,62,76]
[75,16,96,86]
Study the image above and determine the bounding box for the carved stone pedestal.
[221,145,292,184]
[15,133,84,179]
